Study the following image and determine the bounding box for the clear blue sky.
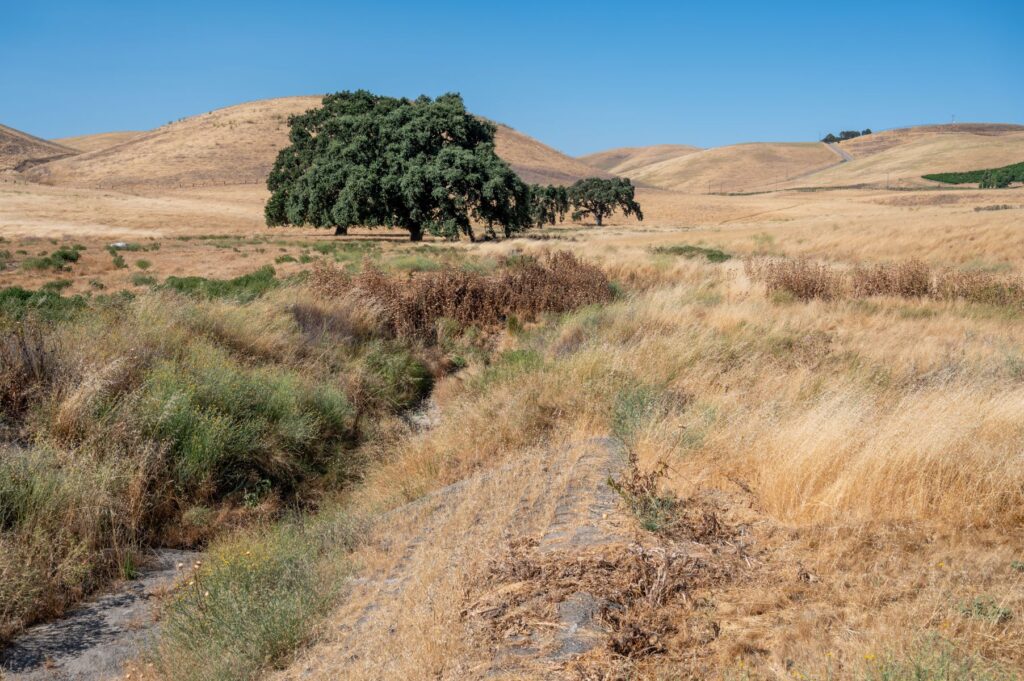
[2,0,1021,156]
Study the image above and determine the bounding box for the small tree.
[567,178,643,227]
[822,133,839,143]
[529,185,570,227]
[265,91,532,241]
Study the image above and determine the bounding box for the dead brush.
[0,324,57,429]
[471,539,726,665]
[933,268,1024,308]
[851,259,931,298]
[310,251,613,342]
[744,257,843,301]
[607,457,680,535]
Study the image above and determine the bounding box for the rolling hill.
[26,97,323,191]
[54,131,146,153]
[784,125,1024,188]
[0,123,78,172]
[625,142,840,193]
[23,97,602,192]
[494,125,611,185]
[578,144,701,176]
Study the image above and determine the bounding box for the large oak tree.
[265,91,531,241]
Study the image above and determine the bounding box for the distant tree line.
[266,91,641,240]
[821,129,872,143]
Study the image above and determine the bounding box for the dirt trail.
[272,437,632,680]
[0,550,198,681]
[826,141,854,162]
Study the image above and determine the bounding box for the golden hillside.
[493,125,610,185]
[0,123,78,172]
[578,143,701,176]
[26,97,323,191]
[24,98,602,192]
[788,127,1024,189]
[54,131,146,153]
[837,122,1024,159]
[628,142,840,193]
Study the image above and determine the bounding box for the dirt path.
[826,141,854,162]
[271,437,632,680]
[0,550,198,681]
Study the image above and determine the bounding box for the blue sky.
[2,1,1021,155]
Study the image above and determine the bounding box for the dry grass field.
[579,143,703,176]
[53,131,145,153]
[2,98,1024,680]
[626,142,842,193]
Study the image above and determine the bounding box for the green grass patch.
[161,266,279,302]
[651,244,731,263]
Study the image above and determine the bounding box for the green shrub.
[130,273,157,287]
[137,343,354,499]
[20,246,83,272]
[0,286,87,323]
[274,254,297,264]
[136,259,152,270]
[362,343,433,411]
[162,266,279,302]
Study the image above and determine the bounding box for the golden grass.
[628,142,840,193]
[264,250,1024,679]
[577,144,702,176]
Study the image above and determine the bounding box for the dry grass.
[745,255,1024,308]
[267,249,1024,680]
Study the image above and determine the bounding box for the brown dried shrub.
[851,259,932,298]
[310,251,614,342]
[749,256,1024,310]
[0,325,57,429]
[933,269,1024,308]
[744,257,843,301]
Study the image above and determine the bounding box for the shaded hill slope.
[0,124,78,172]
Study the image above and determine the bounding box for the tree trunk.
[595,213,603,227]
[334,225,348,236]
[408,225,424,242]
